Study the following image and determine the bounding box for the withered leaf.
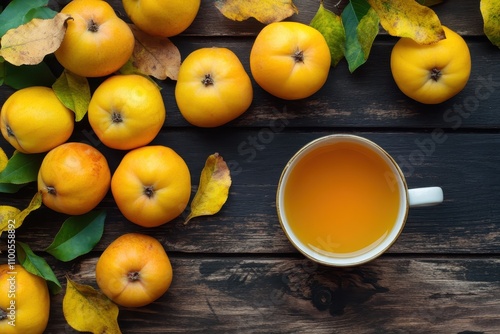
[215,0,299,24]
[310,2,345,67]
[184,153,232,224]
[0,13,71,65]
[63,277,121,334]
[129,24,181,80]
[0,191,42,236]
[0,206,20,234]
[367,0,445,45]
[480,0,500,48]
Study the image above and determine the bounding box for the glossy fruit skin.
[0,86,74,154]
[95,233,173,307]
[0,264,50,334]
[250,21,331,100]
[37,142,111,215]
[111,145,191,227]
[55,0,134,77]
[390,26,471,104]
[175,47,253,127]
[122,0,200,37]
[88,74,166,150]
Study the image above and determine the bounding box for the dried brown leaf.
[129,24,181,80]
[0,13,71,65]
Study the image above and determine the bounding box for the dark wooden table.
[1,0,500,332]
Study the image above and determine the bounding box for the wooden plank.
[2,13,498,129]
[3,132,499,254]
[165,38,500,129]
[98,0,486,37]
[34,256,500,333]
[1,2,498,334]
[3,39,497,129]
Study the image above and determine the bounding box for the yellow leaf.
[0,191,42,236]
[63,277,121,334]
[15,191,42,226]
[0,147,7,173]
[481,0,500,48]
[184,153,232,224]
[0,206,21,235]
[129,24,181,80]
[0,13,71,65]
[215,0,299,24]
[367,0,445,45]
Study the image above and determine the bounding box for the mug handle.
[408,187,443,207]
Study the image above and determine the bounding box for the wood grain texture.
[98,0,486,37]
[1,2,498,130]
[1,0,499,332]
[2,132,499,255]
[39,256,500,333]
[3,41,498,130]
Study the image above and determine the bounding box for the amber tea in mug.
[276,134,443,266]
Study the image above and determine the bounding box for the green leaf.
[52,70,91,122]
[0,151,45,185]
[17,241,62,295]
[357,8,379,63]
[481,0,500,48]
[46,210,106,262]
[24,6,58,22]
[0,183,25,193]
[310,2,345,67]
[0,0,55,37]
[3,61,56,89]
[342,0,380,72]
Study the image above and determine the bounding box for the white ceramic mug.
[276,134,443,267]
